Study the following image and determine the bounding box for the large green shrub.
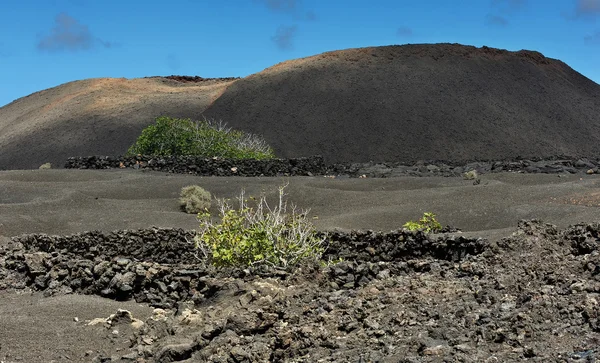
[127,116,275,160]
[194,185,326,268]
[179,185,212,214]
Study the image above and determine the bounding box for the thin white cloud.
[255,0,313,50]
[486,14,509,26]
[491,0,525,10]
[487,0,524,27]
[576,0,600,17]
[271,25,297,50]
[584,31,600,44]
[254,0,316,21]
[38,13,112,52]
[166,54,181,71]
[396,26,413,37]
[305,10,317,21]
[256,0,297,13]
[565,0,600,20]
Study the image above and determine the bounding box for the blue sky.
[0,0,599,107]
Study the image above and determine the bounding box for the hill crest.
[1,43,599,169]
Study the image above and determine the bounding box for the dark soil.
[203,43,600,163]
[1,169,600,362]
[2,169,600,238]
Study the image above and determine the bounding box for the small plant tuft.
[463,170,478,180]
[403,212,442,233]
[179,185,212,214]
[127,116,275,160]
[194,184,326,268]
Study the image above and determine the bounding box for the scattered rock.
[2,221,600,361]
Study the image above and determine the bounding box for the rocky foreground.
[1,221,599,362]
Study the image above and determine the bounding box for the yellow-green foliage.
[403,212,442,233]
[320,257,344,267]
[39,162,52,169]
[195,185,325,268]
[463,170,478,180]
[179,185,212,214]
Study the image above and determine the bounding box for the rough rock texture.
[65,154,600,178]
[64,155,328,177]
[203,44,600,163]
[10,228,199,265]
[153,75,241,83]
[2,221,600,362]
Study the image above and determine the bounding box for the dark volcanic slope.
[0,77,236,170]
[203,43,600,163]
[2,44,600,169]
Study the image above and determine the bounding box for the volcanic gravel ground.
[1,221,599,362]
[1,169,600,362]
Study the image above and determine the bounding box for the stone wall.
[64,155,328,177]
[10,228,198,264]
[1,227,485,307]
[3,222,600,361]
[64,155,600,177]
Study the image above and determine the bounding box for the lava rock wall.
[1,227,485,307]
[64,155,600,178]
[64,155,327,177]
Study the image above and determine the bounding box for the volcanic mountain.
[1,43,600,169]
[0,77,238,170]
[202,44,600,163]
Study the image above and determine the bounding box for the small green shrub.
[195,184,326,268]
[39,162,52,169]
[127,116,275,160]
[179,185,212,214]
[463,170,478,180]
[403,212,442,233]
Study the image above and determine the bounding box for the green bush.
[463,170,478,180]
[194,184,326,268]
[179,185,212,214]
[127,116,275,160]
[403,212,442,233]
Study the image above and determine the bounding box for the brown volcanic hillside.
[0,76,236,169]
[2,43,600,169]
[203,43,600,163]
